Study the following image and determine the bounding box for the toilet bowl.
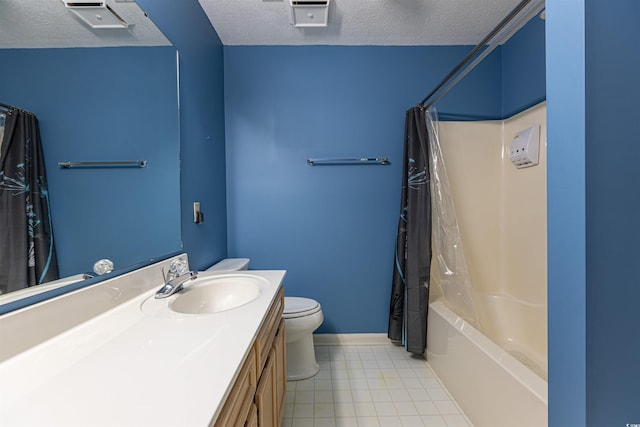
[205,258,324,381]
[283,297,323,381]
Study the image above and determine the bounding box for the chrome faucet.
[155,258,198,299]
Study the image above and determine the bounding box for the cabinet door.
[245,403,258,427]
[273,319,286,424]
[212,349,256,427]
[255,350,276,427]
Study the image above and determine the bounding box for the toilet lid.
[283,297,321,318]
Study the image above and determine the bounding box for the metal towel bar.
[307,157,389,166]
[58,160,147,169]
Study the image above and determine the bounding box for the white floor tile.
[293,403,315,418]
[333,390,353,403]
[426,388,451,401]
[315,390,334,403]
[334,402,356,417]
[378,416,401,427]
[421,415,448,427]
[433,400,461,415]
[408,388,430,402]
[415,401,440,416]
[395,401,419,416]
[297,379,316,391]
[284,403,294,418]
[284,344,473,427]
[332,379,351,390]
[347,369,366,379]
[351,389,373,402]
[400,415,426,426]
[331,360,348,370]
[354,401,377,417]
[389,389,412,402]
[290,418,314,427]
[296,391,315,404]
[334,417,358,427]
[314,403,335,417]
[374,401,398,417]
[315,379,334,391]
[442,414,473,427]
[357,416,381,427]
[370,389,393,402]
[314,418,337,427]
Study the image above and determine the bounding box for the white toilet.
[206,258,250,272]
[283,296,324,380]
[206,258,324,381]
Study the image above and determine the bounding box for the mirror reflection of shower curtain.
[388,106,432,354]
[0,108,58,294]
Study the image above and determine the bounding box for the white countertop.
[0,270,286,427]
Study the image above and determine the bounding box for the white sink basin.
[141,273,268,317]
[170,275,262,314]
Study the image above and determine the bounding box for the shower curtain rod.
[0,102,15,112]
[0,102,34,116]
[417,0,543,109]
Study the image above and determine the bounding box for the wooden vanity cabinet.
[211,286,285,427]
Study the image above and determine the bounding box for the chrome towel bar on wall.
[307,157,389,166]
[58,160,147,169]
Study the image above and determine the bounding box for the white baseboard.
[312,333,397,346]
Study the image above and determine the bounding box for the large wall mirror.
[0,0,181,310]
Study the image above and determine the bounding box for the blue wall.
[546,2,587,425]
[224,45,502,333]
[502,14,546,118]
[137,0,228,270]
[585,0,640,424]
[548,0,640,425]
[0,47,181,277]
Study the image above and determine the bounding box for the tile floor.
[281,344,474,427]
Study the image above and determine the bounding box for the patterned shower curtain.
[0,107,58,294]
[388,106,432,354]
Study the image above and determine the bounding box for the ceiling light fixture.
[60,1,129,29]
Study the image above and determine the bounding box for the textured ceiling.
[199,0,524,46]
[0,0,171,49]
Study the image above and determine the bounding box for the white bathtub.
[427,300,548,427]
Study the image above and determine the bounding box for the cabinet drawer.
[255,286,283,373]
[212,347,257,427]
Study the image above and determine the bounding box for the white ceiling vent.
[289,0,330,28]
[60,1,129,29]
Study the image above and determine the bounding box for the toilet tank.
[205,258,250,272]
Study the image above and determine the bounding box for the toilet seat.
[284,297,321,319]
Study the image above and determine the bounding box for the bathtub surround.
[428,103,547,425]
[434,103,547,374]
[388,107,432,354]
[427,301,546,427]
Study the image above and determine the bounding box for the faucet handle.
[169,257,188,277]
